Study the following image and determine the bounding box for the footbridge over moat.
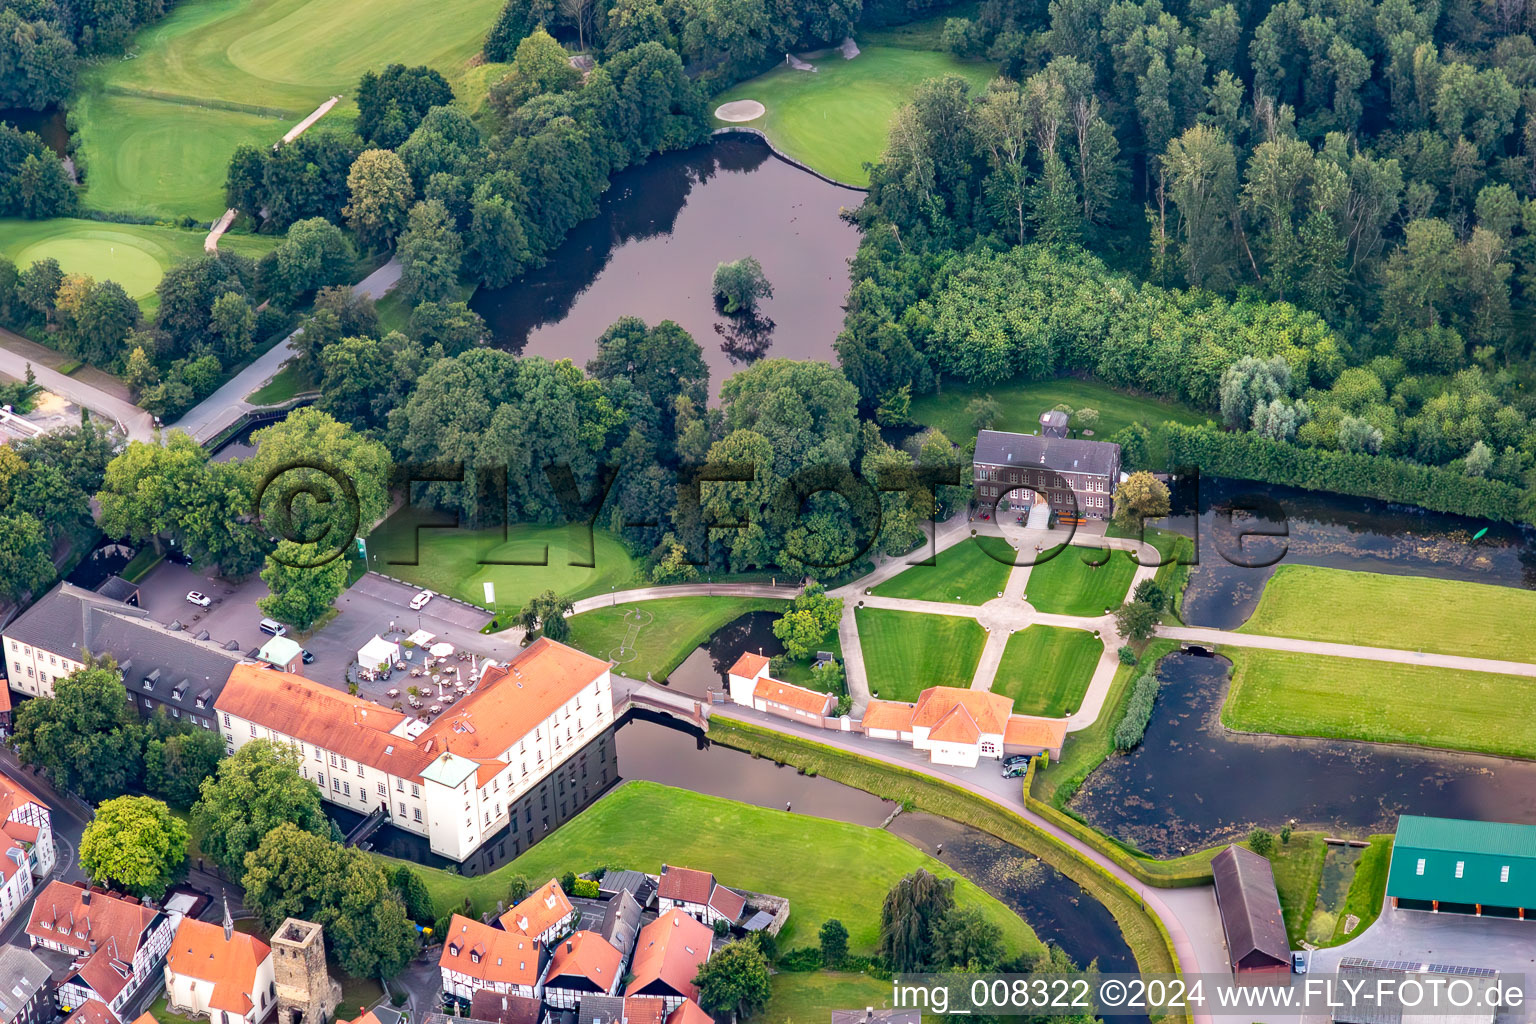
[613,673,711,731]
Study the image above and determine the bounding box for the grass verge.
[871,535,1015,605]
[384,780,1039,956]
[1221,646,1536,760]
[246,362,314,406]
[565,596,786,682]
[855,606,986,700]
[1324,837,1392,947]
[1025,545,1138,616]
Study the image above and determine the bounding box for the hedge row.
[1112,671,1160,751]
[1161,424,1527,522]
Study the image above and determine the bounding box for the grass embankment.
[369,508,642,618]
[246,362,314,406]
[1267,832,1327,947]
[565,596,786,682]
[0,218,277,311]
[992,625,1101,716]
[855,607,986,700]
[1240,564,1536,662]
[1025,546,1139,616]
[73,0,503,218]
[909,377,1208,444]
[707,716,1182,988]
[710,45,996,186]
[1322,837,1392,946]
[1221,647,1536,759]
[390,780,1038,956]
[871,535,1015,605]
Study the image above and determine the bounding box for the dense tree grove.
[0,125,75,217]
[0,422,113,603]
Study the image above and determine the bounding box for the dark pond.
[470,134,861,397]
[210,419,261,462]
[663,609,784,699]
[1070,651,1536,857]
[1,107,68,155]
[64,536,137,590]
[1172,476,1536,630]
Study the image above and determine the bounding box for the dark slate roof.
[93,576,140,603]
[577,996,625,1024]
[0,944,52,1024]
[599,870,657,907]
[974,429,1120,478]
[4,583,244,719]
[1210,845,1290,972]
[829,1012,920,1024]
[600,890,643,962]
[469,995,542,1024]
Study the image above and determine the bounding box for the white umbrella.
[430,642,455,658]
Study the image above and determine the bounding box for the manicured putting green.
[711,45,997,185]
[0,217,278,306]
[74,0,504,218]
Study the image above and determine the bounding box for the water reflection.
[1071,652,1536,856]
[1174,477,1536,630]
[663,610,783,698]
[471,135,861,398]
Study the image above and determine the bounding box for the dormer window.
[143,669,160,693]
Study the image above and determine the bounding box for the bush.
[776,946,823,972]
[1248,828,1276,857]
[1112,670,1160,751]
[571,877,600,898]
[1117,645,1137,666]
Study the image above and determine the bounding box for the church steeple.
[222,891,233,942]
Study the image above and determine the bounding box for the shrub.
[1112,670,1160,751]
[776,946,823,972]
[1117,645,1137,666]
[1248,828,1276,857]
[571,877,600,898]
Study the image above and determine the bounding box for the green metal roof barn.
[1386,815,1536,917]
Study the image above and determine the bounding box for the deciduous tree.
[79,795,189,899]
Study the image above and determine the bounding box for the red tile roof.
[665,1001,713,1024]
[29,881,163,1001]
[707,884,746,923]
[621,997,668,1024]
[439,915,540,989]
[752,677,832,716]
[658,866,714,906]
[861,699,915,732]
[130,1014,164,1024]
[500,878,573,940]
[545,931,623,991]
[725,653,769,679]
[926,704,981,745]
[0,770,45,824]
[166,917,271,1015]
[912,687,1010,735]
[626,910,712,1003]
[64,1000,117,1024]
[1004,714,1067,750]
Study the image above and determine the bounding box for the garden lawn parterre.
[564,596,787,682]
[1023,544,1139,616]
[0,218,278,311]
[991,625,1101,716]
[367,508,642,619]
[710,45,996,186]
[856,607,986,701]
[871,535,1016,605]
[390,780,1040,956]
[909,376,1208,443]
[1239,564,1536,663]
[1221,647,1536,760]
[72,0,504,219]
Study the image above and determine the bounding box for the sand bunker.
[715,99,766,122]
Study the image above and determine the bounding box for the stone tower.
[272,918,341,1024]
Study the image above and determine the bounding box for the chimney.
[81,891,91,905]
[566,941,573,953]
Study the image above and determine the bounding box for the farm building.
[1386,815,1536,918]
[1210,845,1291,977]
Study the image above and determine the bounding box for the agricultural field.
[871,535,1015,605]
[1240,564,1536,663]
[0,218,277,311]
[395,780,1041,956]
[991,625,1101,716]
[72,0,504,218]
[711,45,996,185]
[856,607,986,700]
[1221,647,1536,760]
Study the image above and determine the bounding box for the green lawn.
[1221,647,1536,759]
[855,607,985,701]
[1240,564,1536,663]
[72,0,504,218]
[765,971,897,1024]
[246,362,314,406]
[368,508,642,619]
[565,596,787,682]
[991,625,1101,716]
[1023,545,1138,616]
[871,536,1015,605]
[711,45,996,186]
[1265,832,1327,948]
[909,376,1208,444]
[0,217,277,310]
[775,631,846,691]
[392,781,1040,956]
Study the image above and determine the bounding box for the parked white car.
[185,591,211,607]
[409,589,435,610]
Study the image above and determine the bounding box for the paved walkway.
[204,208,237,251]
[567,582,802,617]
[282,95,342,145]
[171,258,401,443]
[1156,625,1536,678]
[0,326,155,441]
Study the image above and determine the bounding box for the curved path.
[0,327,155,441]
[567,581,803,616]
[1157,624,1536,677]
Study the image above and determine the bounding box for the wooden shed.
[1211,845,1291,977]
